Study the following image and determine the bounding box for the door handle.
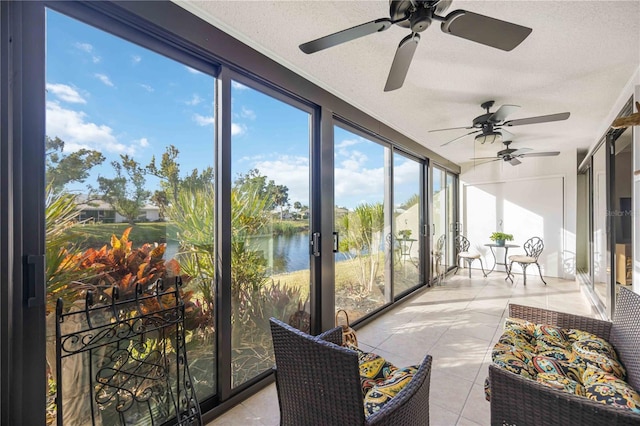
[311,232,321,257]
[25,254,45,308]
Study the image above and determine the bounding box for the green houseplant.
[489,232,514,247]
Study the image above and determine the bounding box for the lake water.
[166,232,350,274]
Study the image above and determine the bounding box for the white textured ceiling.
[175,0,640,165]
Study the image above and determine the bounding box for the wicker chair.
[506,236,547,285]
[488,286,640,426]
[269,318,433,426]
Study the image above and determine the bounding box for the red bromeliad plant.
[74,227,180,297]
[63,228,210,326]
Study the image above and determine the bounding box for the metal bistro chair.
[454,235,487,278]
[431,235,446,285]
[507,236,547,285]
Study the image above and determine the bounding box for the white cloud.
[334,164,384,205]
[193,113,215,126]
[232,81,248,90]
[335,138,365,158]
[46,101,135,155]
[231,123,246,136]
[95,73,114,87]
[186,94,202,106]
[253,156,310,204]
[185,66,202,75]
[131,55,141,64]
[240,106,256,120]
[46,83,86,104]
[75,42,93,53]
[74,42,101,63]
[137,137,150,148]
[393,157,420,184]
[139,84,154,92]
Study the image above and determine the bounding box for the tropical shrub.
[337,202,385,294]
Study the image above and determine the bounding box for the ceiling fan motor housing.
[410,7,432,32]
[390,0,452,30]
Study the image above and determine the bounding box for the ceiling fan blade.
[489,105,520,123]
[440,130,480,147]
[384,33,420,92]
[470,156,500,160]
[521,151,561,157]
[299,18,393,54]
[429,125,473,133]
[510,148,532,156]
[441,10,532,51]
[503,112,570,127]
[509,158,522,166]
[498,129,514,141]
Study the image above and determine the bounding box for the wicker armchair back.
[269,318,432,426]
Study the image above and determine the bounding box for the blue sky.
[45,9,420,210]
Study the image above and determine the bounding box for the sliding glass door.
[230,78,312,388]
[393,151,423,295]
[45,9,219,421]
[432,166,458,280]
[333,125,390,322]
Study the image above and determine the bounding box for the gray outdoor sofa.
[488,286,640,426]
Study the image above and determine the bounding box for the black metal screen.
[55,277,201,425]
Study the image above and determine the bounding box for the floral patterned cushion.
[492,350,536,379]
[488,320,636,412]
[347,344,418,416]
[363,365,419,417]
[536,373,586,396]
[583,366,640,413]
[531,355,586,383]
[572,338,626,380]
[347,344,399,396]
[504,317,536,341]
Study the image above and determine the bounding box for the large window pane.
[446,173,457,269]
[393,152,421,294]
[593,144,608,309]
[334,126,390,321]
[230,80,311,388]
[432,168,447,279]
[45,9,216,424]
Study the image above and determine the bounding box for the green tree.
[272,184,289,220]
[146,144,214,215]
[233,169,290,213]
[46,136,105,194]
[97,155,150,224]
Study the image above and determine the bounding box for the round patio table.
[484,243,519,277]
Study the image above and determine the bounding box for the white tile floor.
[208,270,598,426]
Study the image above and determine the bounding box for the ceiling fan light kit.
[470,140,560,167]
[432,100,571,147]
[475,132,502,145]
[298,0,533,91]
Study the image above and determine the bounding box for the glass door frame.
[430,163,460,282]
[392,147,427,300]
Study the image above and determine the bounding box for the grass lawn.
[72,222,179,248]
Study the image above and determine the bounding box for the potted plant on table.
[398,229,412,240]
[490,232,514,247]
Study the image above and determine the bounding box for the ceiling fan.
[470,140,560,166]
[431,100,570,147]
[298,0,533,92]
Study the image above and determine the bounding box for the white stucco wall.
[460,149,578,280]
